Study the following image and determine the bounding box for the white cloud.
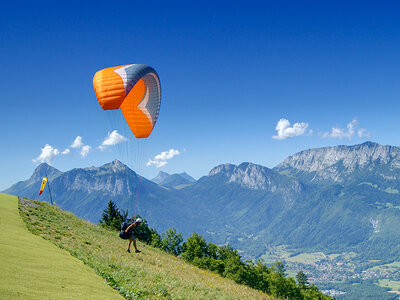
[147,160,168,168]
[147,149,180,168]
[33,144,60,164]
[154,149,180,160]
[70,136,83,148]
[33,135,94,164]
[272,118,310,140]
[323,119,369,140]
[69,135,92,158]
[61,148,70,155]
[98,130,128,151]
[80,145,91,158]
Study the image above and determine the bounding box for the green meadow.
[368,261,400,271]
[286,252,327,264]
[1,193,270,299]
[0,193,122,299]
[378,279,400,294]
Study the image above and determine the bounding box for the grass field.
[368,261,400,272]
[286,252,327,264]
[265,249,357,266]
[261,245,295,264]
[15,195,271,299]
[378,279,400,293]
[0,193,122,299]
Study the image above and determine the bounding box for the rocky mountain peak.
[208,163,236,176]
[360,141,379,148]
[178,172,196,183]
[152,171,171,184]
[30,163,61,181]
[209,162,289,191]
[101,159,129,173]
[229,163,277,190]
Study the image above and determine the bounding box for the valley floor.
[262,245,400,299]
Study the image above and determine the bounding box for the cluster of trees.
[100,200,331,299]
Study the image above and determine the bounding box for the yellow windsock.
[39,177,47,196]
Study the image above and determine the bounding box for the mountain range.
[151,171,195,188]
[4,141,400,261]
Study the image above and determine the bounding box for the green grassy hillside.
[13,194,271,299]
[0,193,122,299]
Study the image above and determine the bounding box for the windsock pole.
[44,170,54,206]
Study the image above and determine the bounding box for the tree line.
[100,200,331,299]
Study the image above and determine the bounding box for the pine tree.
[99,200,126,230]
[296,270,309,289]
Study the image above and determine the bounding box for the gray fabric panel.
[122,64,161,127]
[124,64,155,94]
[141,73,161,126]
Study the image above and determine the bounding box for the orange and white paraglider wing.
[39,177,47,196]
[93,64,161,138]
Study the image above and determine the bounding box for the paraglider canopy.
[93,64,161,138]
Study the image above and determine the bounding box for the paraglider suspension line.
[134,177,142,216]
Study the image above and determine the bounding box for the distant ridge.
[152,171,196,188]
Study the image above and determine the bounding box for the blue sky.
[1,1,400,190]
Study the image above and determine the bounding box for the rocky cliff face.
[274,141,400,183]
[60,160,139,196]
[210,162,302,193]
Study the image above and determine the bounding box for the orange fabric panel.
[93,66,126,110]
[120,79,153,138]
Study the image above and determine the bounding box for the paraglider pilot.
[124,218,143,253]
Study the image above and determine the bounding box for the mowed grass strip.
[0,193,123,300]
[18,196,271,300]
